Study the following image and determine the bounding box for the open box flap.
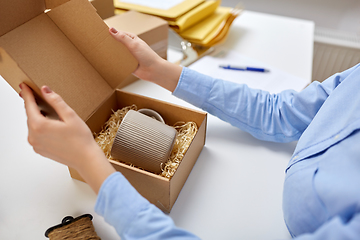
[0,12,114,120]
[0,0,138,121]
[0,0,46,37]
[0,48,41,96]
[104,11,168,47]
[0,48,59,119]
[45,0,70,9]
[47,0,138,89]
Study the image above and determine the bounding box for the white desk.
[0,11,314,239]
[222,10,314,81]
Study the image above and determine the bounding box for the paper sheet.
[119,0,185,10]
[188,49,310,93]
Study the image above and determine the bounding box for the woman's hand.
[20,83,115,193]
[109,28,182,92]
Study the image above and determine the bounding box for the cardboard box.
[0,0,206,213]
[105,11,168,60]
[70,90,207,212]
[90,0,114,19]
[89,1,168,60]
[104,11,169,87]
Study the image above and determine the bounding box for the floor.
[221,0,360,34]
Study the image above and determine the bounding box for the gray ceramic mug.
[111,109,177,174]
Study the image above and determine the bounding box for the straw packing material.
[94,105,198,178]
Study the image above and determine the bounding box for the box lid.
[44,0,71,9]
[0,0,73,37]
[104,11,168,47]
[0,0,45,37]
[0,0,138,121]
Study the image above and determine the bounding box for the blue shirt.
[95,63,360,239]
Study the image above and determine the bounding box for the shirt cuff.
[94,172,149,235]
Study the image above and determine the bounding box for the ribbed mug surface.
[111,110,177,174]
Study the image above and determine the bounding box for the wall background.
[221,0,360,81]
[221,0,360,34]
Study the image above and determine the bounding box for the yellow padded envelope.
[168,0,220,32]
[179,6,231,45]
[114,0,204,20]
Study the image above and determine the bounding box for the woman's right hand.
[109,28,182,92]
[20,83,115,193]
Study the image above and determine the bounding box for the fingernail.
[43,86,52,94]
[110,27,118,34]
[19,83,23,90]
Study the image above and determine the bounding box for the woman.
[19,27,360,239]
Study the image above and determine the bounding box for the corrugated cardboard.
[0,0,45,37]
[70,91,207,212]
[105,11,168,59]
[90,0,114,19]
[0,0,137,119]
[104,11,169,88]
[0,0,206,213]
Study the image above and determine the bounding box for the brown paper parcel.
[0,0,207,212]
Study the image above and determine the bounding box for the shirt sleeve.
[172,66,353,142]
[294,214,360,240]
[95,172,200,240]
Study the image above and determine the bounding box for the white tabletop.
[0,10,314,239]
[222,10,314,81]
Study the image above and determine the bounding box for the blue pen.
[219,65,270,73]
